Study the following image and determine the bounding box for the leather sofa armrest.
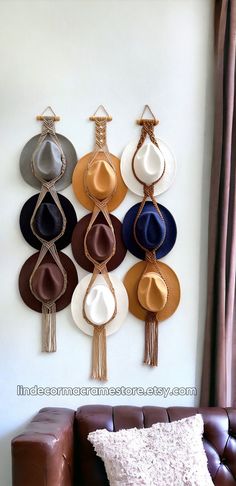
[11,407,75,486]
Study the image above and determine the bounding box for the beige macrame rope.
[91,324,107,381]
[29,117,68,352]
[82,114,118,381]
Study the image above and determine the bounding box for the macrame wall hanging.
[18,107,78,352]
[71,106,128,381]
[121,105,181,366]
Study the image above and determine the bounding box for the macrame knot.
[42,118,56,136]
[43,241,55,250]
[95,119,107,149]
[145,250,157,263]
[43,180,56,191]
[144,184,154,198]
[140,121,158,146]
[96,262,107,273]
[94,198,109,210]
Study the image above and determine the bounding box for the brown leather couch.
[11,405,236,485]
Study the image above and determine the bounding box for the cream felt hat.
[120,138,176,196]
[71,274,128,337]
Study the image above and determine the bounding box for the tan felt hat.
[124,261,180,321]
[85,159,117,201]
[138,272,168,312]
[72,152,127,211]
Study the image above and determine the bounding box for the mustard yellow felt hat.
[72,151,127,211]
[124,260,180,322]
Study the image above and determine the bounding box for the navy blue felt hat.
[122,201,177,260]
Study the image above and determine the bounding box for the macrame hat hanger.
[71,107,128,380]
[123,106,180,366]
[20,106,77,191]
[72,105,127,211]
[120,105,176,197]
[19,108,78,352]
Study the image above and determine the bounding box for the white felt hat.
[121,138,176,196]
[71,274,128,336]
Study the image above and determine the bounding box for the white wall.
[0,0,214,484]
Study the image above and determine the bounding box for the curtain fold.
[200,0,236,407]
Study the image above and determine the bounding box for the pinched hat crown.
[85,159,117,200]
[86,223,115,262]
[84,283,116,325]
[133,142,165,185]
[138,271,168,313]
[135,209,166,251]
[30,263,64,303]
[32,139,63,182]
[33,202,63,241]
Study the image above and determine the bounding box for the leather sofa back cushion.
[75,405,236,486]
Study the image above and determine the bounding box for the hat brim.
[124,261,180,321]
[19,251,78,312]
[71,274,129,336]
[71,213,127,272]
[20,193,77,250]
[121,139,176,196]
[20,133,77,191]
[72,152,127,211]
[122,202,177,260]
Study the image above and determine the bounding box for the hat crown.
[84,283,115,325]
[86,223,115,262]
[32,139,63,182]
[86,159,116,200]
[138,271,167,312]
[136,210,166,250]
[33,202,63,241]
[133,142,164,185]
[31,263,64,303]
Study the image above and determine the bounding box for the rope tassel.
[144,311,158,366]
[42,303,57,352]
[91,325,107,381]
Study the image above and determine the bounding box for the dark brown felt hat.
[71,213,127,272]
[31,263,64,303]
[19,251,78,312]
[20,193,77,250]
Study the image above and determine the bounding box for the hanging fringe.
[144,311,158,366]
[42,303,57,352]
[91,325,107,381]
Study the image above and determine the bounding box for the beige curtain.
[200,0,236,407]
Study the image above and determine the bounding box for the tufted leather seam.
[224,409,236,481]
[203,434,226,458]
[203,432,236,483]
[214,461,236,482]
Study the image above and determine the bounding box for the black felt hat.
[20,193,77,250]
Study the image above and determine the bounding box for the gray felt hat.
[20,133,77,191]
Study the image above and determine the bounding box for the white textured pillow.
[88,414,214,486]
